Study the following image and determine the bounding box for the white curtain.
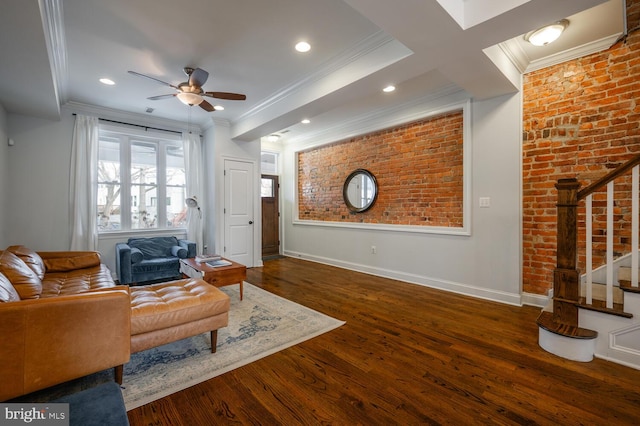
[70,115,99,251]
[183,132,204,254]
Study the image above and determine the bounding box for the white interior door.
[224,159,254,266]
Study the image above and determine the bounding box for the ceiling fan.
[128,67,246,112]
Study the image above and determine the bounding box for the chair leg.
[114,365,123,384]
[211,330,218,353]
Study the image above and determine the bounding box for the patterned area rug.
[122,283,345,410]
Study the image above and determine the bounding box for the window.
[261,151,278,175]
[97,125,187,232]
[261,178,274,197]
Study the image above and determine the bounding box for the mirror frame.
[343,169,378,213]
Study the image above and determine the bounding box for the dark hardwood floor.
[127,257,640,425]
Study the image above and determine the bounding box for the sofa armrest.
[178,239,197,258]
[38,251,102,272]
[0,289,131,401]
[115,243,133,284]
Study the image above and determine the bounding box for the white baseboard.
[283,250,522,306]
[522,291,550,308]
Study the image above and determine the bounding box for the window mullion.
[157,141,167,229]
[121,135,132,230]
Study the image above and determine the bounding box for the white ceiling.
[0,0,625,142]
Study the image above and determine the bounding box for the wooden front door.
[261,175,279,258]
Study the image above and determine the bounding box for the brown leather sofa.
[0,245,230,402]
[0,246,130,401]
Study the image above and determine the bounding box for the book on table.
[207,259,232,268]
[195,254,222,263]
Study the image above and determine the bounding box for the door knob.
[249,221,254,224]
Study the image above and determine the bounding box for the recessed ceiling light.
[383,85,396,93]
[99,78,115,85]
[525,19,569,46]
[295,41,311,53]
[301,119,310,124]
[214,105,224,111]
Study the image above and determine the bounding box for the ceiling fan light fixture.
[177,92,203,106]
[525,19,569,46]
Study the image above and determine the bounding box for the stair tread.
[577,297,633,318]
[536,311,598,339]
[619,280,640,294]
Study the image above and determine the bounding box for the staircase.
[537,154,640,369]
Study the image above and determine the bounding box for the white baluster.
[586,194,593,305]
[607,181,614,309]
[633,165,639,288]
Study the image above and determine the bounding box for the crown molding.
[235,31,405,124]
[64,101,201,134]
[39,0,68,107]
[499,33,622,74]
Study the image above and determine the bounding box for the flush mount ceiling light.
[214,105,224,111]
[99,78,115,85]
[383,85,396,93]
[267,134,280,142]
[295,41,311,53]
[176,92,203,106]
[301,118,310,124]
[525,19,569,46]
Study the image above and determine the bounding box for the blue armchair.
[115,236,196,285]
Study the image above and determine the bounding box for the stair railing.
[553,154,640,327]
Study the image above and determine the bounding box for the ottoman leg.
[211,330,218,353]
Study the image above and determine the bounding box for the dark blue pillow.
[130,247,143,264]
[171,245,188,259]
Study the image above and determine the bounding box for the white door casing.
[224,159,254,266]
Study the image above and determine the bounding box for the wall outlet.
[371,245,377,254]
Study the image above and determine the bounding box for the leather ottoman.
[129,278,230,355]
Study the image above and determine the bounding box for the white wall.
[0,103,8,248]
[6,110,74,250]
[281,92,523,305]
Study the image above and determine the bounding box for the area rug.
[121,283,345,410]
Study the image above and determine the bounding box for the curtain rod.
[72,113,195,136]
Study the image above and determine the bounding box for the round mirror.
[343,169,378,213]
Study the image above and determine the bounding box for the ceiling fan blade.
[147,94,176,100]
[204,91,246,101]
[128,71,178,89]
[199,99,215,112]
[189,68,209,88]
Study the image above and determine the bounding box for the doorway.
[224,159,255,267]
[261,174,280,259]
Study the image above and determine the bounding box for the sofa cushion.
[41,264,116,297]
[130,247,144,264]
[0,250,42,299]
[43,252,101,272]
[7,245,46,279]
[0,272,20,302]
[128,236,180,259]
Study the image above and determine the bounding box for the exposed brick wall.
[298,111,464,226]
[522,0,640,295]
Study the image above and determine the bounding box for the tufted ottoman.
[120,278,230,384]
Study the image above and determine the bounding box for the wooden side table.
[180,257,247,300]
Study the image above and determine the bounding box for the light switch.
[479,197,491,208]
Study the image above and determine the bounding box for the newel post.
[553,178,581,326]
